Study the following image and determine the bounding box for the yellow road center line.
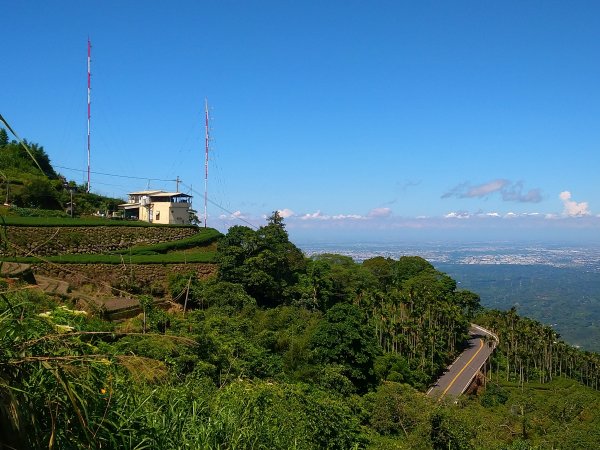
[441,338,484,398]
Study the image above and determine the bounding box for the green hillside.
[2,213,600,449]
[0,127,123,216]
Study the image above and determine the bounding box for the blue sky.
[2,1,599,243]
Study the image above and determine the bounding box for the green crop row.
[116,228,221,255]
[2,251,216,264]
[0,215,198,228]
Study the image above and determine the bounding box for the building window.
[156,212,160,220]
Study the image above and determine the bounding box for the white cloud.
[332,214,365,220]
[298,210,369,221]
[277,208,295,218]
[444,211,471,219]
[368,207,392,218]
[443,210,549,220]
[218,210,247,220]
[559,191,590,216]
[300,210,329,220]
[279,207,391,222]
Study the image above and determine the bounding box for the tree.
[430,409,474,450]
[16,177,61,209]
[375,353,415,384]
[311,302,381,392]
[25,141,57,178]
[313,253,377,307]
[296,259,333,310]
[201,280,256,309]
[139,294,153,333]
[0,128,8,147]
[216,213,305,307]
[368,382,431,437]
[454,290,481,319]
[0,139,56,179]
[393,256,434,287]
[363,256,395,290]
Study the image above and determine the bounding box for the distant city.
[298,241,600,273]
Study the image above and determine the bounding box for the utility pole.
[87,38,92,193]
[204,98,209,228]
[176,176,180,192]
[0,170,9,206]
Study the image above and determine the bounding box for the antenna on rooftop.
[204,98,210,228]
[87,38,92,193]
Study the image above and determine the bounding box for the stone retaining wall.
[2,226,199,256]
[32,262,217,295]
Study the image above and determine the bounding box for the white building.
[118,190,193,225]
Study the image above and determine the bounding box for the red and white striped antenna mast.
[86,38,92,193]
[204,98,209,228]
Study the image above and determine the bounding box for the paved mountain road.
[427,324,498,400]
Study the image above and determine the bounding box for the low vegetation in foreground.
[1,213,600,449]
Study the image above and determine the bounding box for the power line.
[55,166,256,229]
[57,167,258,230]
[55,165,176,182]
[180,182,259,230]
[0,113,45,176]
[88,180,128,188]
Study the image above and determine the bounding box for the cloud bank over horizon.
[212,189,596,242]
[212,208,598,240]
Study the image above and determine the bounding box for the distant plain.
[300,241,600,352]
